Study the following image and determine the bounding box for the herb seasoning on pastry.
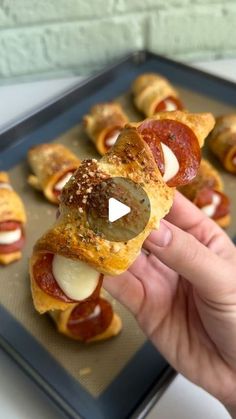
[131,73,184,117]
[28,143,80,204]
[83,102,128,155]
[0,172,26,265]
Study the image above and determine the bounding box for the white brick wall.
[0,0,235,80]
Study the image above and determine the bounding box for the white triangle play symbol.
[108,197,131,223]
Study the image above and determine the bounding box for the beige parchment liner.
[0,85,236,398]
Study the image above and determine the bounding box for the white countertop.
[0,58,235,419]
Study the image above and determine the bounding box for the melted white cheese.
[105,130,120,147]
[52,255,100,300]
[88,304,101,319]
[164,99,177,112]
[0,183,12,190]
[54,172,73,191]
[0,228,21,244]
[69,304,101,325]
[201,193,221,218]
[161,142,180,182]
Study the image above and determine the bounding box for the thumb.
[143,220,232,300]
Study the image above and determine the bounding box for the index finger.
[165,190,209,232]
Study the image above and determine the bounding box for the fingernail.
[149,221,172,247]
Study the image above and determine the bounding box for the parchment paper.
[0,85,235,397]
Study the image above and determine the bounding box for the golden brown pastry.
[28,143,80,204]
[50,297,122,342]
[83,102,128,155]
[208,114,236,174]
[179,159,231,228]
[0,172,26,265]
[132,73,184,117]
[30,111,214,314]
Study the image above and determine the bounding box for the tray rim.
[0,49,236,419]
[1,49,236,151]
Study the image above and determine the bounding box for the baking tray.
[0,50,236,419]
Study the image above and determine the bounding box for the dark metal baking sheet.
[0,50,236,419]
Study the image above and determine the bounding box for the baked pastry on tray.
[83,102,128,155]
[50,296,122,342]
[179,159,231,228]
[208,114,236,174]
[28,143,80,204]
[0,172,26,265]
[132,73,184,117]
[30,111,215,313]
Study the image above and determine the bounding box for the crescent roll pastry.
[179,159,231,228]
[0,172,26,265]
[208,114,236,174]
[83,102,128,155]
[50,297,122,342]
[132,73,184,117]
[30,111,214,314]
[28,143,80,204]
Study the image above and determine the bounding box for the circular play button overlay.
[86,177,151,242]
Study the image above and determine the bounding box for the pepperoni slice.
[138,119,201,187]
[67,298,113,341]
[194,188,230,220]
[53,189,61,198]
[154,96,184,113]
[33,253,103,303]
[0,235,25,254]
[33,253,75,303]
[0,221,25,254]
[0,221,21,231]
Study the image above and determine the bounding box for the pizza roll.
[30,252,103,313]
[132,73,184,117]
[131,111,215,186]
[28,143,80,204]
[208,114,236,174]
[83,102,128,155]
[30,111,214,313]
[0,172,26,265]
[179,159,230,228]
[50,297,122,342]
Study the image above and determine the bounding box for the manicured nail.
[149,221,172,247]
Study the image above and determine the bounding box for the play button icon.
[86,177,151,242]
[108,198,131,223]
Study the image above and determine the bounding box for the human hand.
[104,191,236,414]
